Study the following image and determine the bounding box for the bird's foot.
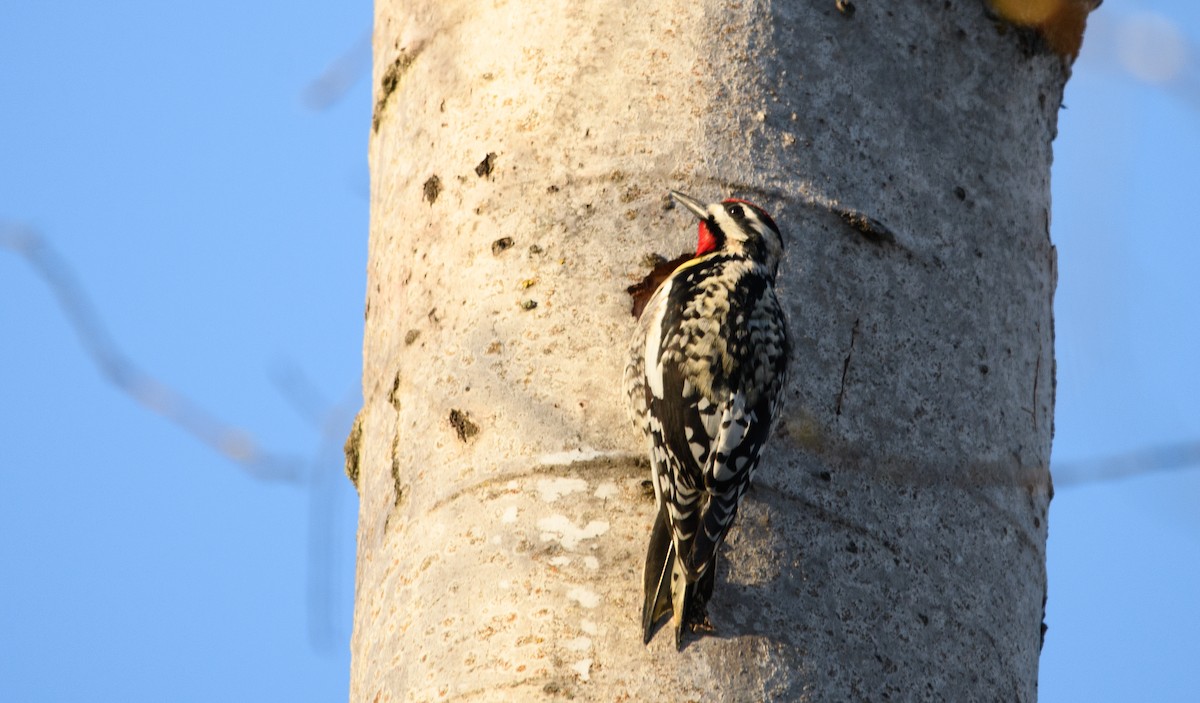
[688,615,715,634]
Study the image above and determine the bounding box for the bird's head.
[669,190,784,276]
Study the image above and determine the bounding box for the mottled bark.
[351,1,1063,700]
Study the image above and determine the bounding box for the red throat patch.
[696,220,717,256]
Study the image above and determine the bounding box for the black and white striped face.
[669,190,785,275]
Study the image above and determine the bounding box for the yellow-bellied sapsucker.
[625,190,791,648]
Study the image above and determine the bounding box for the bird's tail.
[643,506,719,649]
[641,506,675,644]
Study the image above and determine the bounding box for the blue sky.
[1,2,1197,701]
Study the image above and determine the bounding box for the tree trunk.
[349,1,1063,700]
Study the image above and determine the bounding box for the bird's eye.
[727,204,744,218]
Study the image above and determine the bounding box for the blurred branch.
[269,358,360,651]
[270,358,334,428]
[303,29,371,111]
[0,222,302,482]
[305,389,360,653]
[1054,441,1200,487]
[3,222,359,651]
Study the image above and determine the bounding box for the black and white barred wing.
[623,282,669,434]
[644,363,722,560]
[687,383,781,575]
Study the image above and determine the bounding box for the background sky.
[1,2,1197,701]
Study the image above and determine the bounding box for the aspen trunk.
[350,1,1063,700]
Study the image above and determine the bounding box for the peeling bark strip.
[353,0,1069,699]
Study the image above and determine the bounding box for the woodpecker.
[625,190,791,648]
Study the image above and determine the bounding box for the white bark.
[350,1,1062,700]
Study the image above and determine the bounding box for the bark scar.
[831,205,897,246]
[1030,322,1042,431]
[343,409,364,492]
[836,318,860,416]
[449,409,480,441]
[385,400,407,534]
[391,426,404,507]
[372,43,425,133]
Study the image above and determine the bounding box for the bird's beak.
[669,190,709,219]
